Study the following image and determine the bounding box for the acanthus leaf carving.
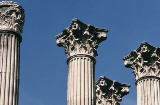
[0,1,25,34]
[123,42,160,80]
[96,76,130,105]
[56,18,108,57]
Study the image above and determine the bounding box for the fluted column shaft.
[67,55,95,105]
[56,18,107,105]
[124,42,160,105]
[136,77,160,105]
[0,33,20,105]
[0,1,25,105]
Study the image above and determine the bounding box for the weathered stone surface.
[0,1,25,34]
[56,19,108,105]
[0,1,25,105]
[123,42,160,105]
[123,42,160,80]
[96,76,130,105]
[56,18,108,57]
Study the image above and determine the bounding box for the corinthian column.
[123,42,160,105]
[56,18,108,105]
[0,1,25,105]
[96,76,130,105]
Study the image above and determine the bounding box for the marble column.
[0,1,25,105]
[96,76,130,105]
[123,42,160,105]
[56,18,108,105]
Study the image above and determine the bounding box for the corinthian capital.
[56,18,108,57]
[0,1,25,34]
[123,42,160,80]
[96,76,130,105]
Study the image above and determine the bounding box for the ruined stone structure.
[56,18,108,105]
[96,76,130,105]
[0,1,25,105]
[124,42,160,105]
[2,1,160,105]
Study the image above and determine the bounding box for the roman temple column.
[96,76,130,105]
[56,18,108,105]
[123,42,160,105]
[0,1,25,105]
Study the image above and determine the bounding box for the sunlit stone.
[56,18,108,105]
[0,1,25,105]
[124,42,160,105]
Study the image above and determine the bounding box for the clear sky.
[7,0,160,105]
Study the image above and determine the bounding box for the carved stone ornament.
[0,1,25,34]
[96,76,130,105]
[123,42,160,80]
[56,18,108,57]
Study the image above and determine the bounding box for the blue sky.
[7,0,160,105]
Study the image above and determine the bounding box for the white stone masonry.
[96,76,130,105]
[56,18,108,105]
[124,42,160,105]
[67,56,95,105]
[0,1,25,105]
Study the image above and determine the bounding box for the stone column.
[0,1,25,105]
[56,18,108,105]
[96,76,130,105]
[123,42,160,105]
